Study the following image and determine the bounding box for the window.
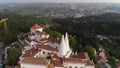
[75,66,78,68]
[43,51,45,54]
[48,53,50,55]
[69,66,72,68]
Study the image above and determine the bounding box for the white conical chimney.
[59,35,67,56]
[72,52,74,55]
[65,32,70,51]
[75,51,78,55]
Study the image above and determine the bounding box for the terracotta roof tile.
[53,60,63,67]
[85,60,94,66]
[51,53,61,59]
[48,36,60,44]
[31,24,42,30]
[73,52,90,60]
[23,47,38,57]
[63,58,84,63]
[21,57,47,65]
[41,45,58,52]
[48,63,54,68]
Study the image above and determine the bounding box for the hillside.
[51,13,120,67]
[0,12,120,68]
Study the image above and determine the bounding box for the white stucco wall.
[40,49,53,58]
[64,62,85,68]
[36,28,43,32]
[55,67,63,68]
[29,35,35,40]
[21,63,46,68]
[86,65,95,68]
[48,42,59,49]
[31,28,35,34]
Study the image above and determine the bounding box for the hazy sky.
[1,0,120,3]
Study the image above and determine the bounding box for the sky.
[1,0,120,3]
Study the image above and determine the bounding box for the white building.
[19,24,95,68]
[63,58,85,68]
[20,57,49,68]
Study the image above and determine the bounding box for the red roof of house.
[41,45,58,52]
[48,36,60,44]
[73,52,90,60]
[53,60,63,67]
[21,57,47,65]
[31,24,42,30]
[63,58,84,63]
[23,47,39,57]
[51,53,61,59]
[85,60,94,66]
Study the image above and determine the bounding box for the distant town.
[0,3,120,68]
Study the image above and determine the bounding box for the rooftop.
[48,36,60,44]
[63,58,84,63]
[31,24,42,30]
[85,60,94,66]
[53,60,63,67]
[21,57,47,65]
[41,45,58,52]
[73,52,90,60]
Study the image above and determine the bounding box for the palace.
[19,23,95,68]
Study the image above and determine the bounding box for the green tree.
[5,47,21,65]
[69,37,78,52]
[84,45,96,63]
[108,57,117,68]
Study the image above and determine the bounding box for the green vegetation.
[108,57,117,68]
[45,29,62,38]
[5,44,21,65]
[0,11,120,67]
[84,46,96,63]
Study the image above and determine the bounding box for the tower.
[65,32,70,52]
[59,33,71,58]
[59,35,67,56]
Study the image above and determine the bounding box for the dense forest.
[51,12,120,58]
[0,12,120,67]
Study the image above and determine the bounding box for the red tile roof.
[21,57,47,65]
[85,60,94,66]
[53,60,63,67]
[73,52,90,60]
[63,58,84,63]
[48,36,60,44]
[23,47,39,57]
[51,53,61,59]
[31,24,42,30]
[48,63,54,68]
[41,45,58,52]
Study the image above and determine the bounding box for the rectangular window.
[43,51,45,54]
[69,66,72,68]
[75,66,78,68]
